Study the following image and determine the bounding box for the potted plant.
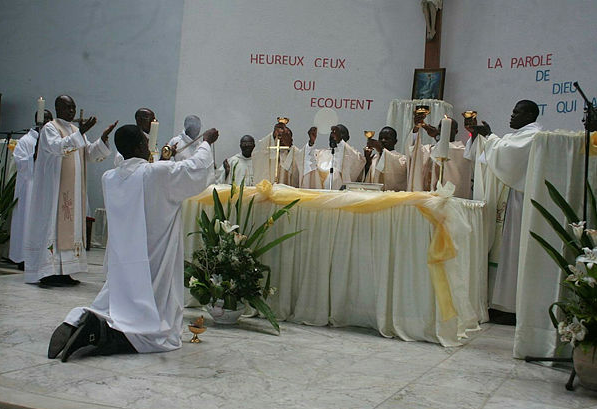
[530,180,597,390]
[184,174,301,332]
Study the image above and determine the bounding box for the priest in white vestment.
[407,114,471,198]
[253,123,303,187]
[114,108,155,166]
[24,95,116,286]
[9,110,53,266]
[476,100,542,317]
[162,115,203,161]
[217,135,255,185]
[303,124,366,190]
[363,126,407,191]
[49,125,218,361]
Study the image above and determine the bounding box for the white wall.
[0,0,184,212]
[174,0,426,161]
[442,0,597,137]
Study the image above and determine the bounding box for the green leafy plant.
[531,180,597,349]
[184,171,301,333]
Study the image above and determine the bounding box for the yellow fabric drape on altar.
[191,180,458,321]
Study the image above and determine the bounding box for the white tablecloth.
[182,186,487,346]
[514,131,597,358]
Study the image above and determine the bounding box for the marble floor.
[0,249,596,409]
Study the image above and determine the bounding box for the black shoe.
[61,312,106,362]
[48,322,76,359]
[17,262,24,271]
[489,308,517,326]
[39,275,80,287]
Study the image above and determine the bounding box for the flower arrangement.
[530,180,597,349]
[184,175,300,332]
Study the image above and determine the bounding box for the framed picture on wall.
[412,68,446,100]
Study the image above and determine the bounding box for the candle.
[36,97,45,124]
[436,116,451,159]
[148,120,159,151]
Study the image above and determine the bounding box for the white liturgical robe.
[24,119,111,283]
[9,129,38,263]
[407,131,433,192]
[64,141,214,353]
[364,149,408,191]
[217,153,254,185]
[430,141,472,199]
[482,122,542,312]
[306,140,366,190]
[252,133,301,187]
[167,132,202,161]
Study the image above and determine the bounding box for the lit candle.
[436,116,451,159]
[148,120,159,151]
[36,97,45,124]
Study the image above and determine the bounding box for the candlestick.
[436,116,451,159]
[36,97,45,125]
[148,120,159,151]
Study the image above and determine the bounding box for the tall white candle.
[148,120,159,151]
[36,97,45,124]
[436,117,451,159]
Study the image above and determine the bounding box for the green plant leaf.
[253,230,303,258]
[262,266,272,300]
[545,180,580,224]
[529,231,570,272]
[246,295,279,333]
[588,181,597,231]
[212,188,225,221]
[242,196,255,235]
[531,199,581,253]
[235,178,245,228]
[245,199,300,248]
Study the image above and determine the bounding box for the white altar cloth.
[182,184,487,346]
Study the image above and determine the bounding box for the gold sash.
[52,120,86,251]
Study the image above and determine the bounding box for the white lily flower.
[568,318,587,343]
[557,321,568,334]
[577,247,597,269]
[233,232,247,246]
[582,276,597,288]
[229,279,237,290]
[586,229,597,247]
[214,219,221,234]
[220,220,239,234]
[570,221,586,241]
[209,274,223,286]
[566,262,588,286]
[269,286,277,295]
[189,276,199,288]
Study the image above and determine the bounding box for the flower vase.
[574,345,597,390]
[206,299,244,324]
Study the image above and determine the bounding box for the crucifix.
[268,136,290,184]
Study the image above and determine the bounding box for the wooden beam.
[424,9,442,69]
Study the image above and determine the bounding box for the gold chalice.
[188,317,206,343]
[277,117,289,125]
[414,105,431,128]
[461,110,478,119]
[364,131,375,139]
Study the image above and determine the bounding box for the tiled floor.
[0,249,596,409]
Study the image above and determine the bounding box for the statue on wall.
[421,0,442,41]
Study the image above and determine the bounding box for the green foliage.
[530,180,597,347]
[185,173,301,333]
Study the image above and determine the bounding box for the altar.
[182,183,487,347]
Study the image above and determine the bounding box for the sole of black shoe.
[61,312,98,362]
[48,323,76,359]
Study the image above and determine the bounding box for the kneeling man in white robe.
[48,124,218,361]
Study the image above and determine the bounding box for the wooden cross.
[268,137,290,183]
